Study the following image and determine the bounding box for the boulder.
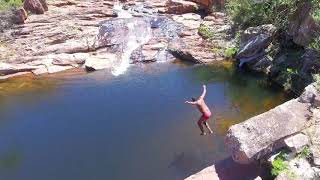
[300,49,320,74]
[130,38,170,63]
[165,0,199,14]
[84,54,116,71]
[237,24,276,69]
[12,8,28,24]
[225,98,312,164]
[24,0,48,14]
[240,24,276,45]
[288,1,320,47]
[311,146,320,166]
[299,83,320,107]
[283,133,310,153]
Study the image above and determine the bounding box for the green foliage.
[308,36,320,51]
[271,152,289,176]
[224,47,239,58]
[0,0,22,11]
[312,8,320,23]
[298,146,312,159]
[198,24,214,40]
[313,74,320,91]
[286,68,298,75]
[226,0,320,30]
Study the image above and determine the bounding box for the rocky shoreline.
[0,0,232,79]
[1,0,320,179]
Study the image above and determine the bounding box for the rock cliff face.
[225,83,320,164]
[0,0,231,79]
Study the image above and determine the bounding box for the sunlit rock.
[225,98,312,164]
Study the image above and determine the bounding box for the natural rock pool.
[0,61,289,180]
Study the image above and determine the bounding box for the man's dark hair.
[191,97,197,102]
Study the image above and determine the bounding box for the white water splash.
[113,2,132,18]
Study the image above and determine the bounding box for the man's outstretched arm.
[199,85,206,99]
[185,101,197,105]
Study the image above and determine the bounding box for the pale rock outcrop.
[84,54,116,71]
[165,0,199,14]
[225,98,312,164]
[283,133,310,153]
[299,83,320,107]
[0,63,38,75]
[172,13,202,30]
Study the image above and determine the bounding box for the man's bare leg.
[203,121,213,134]
[197,117,206,135]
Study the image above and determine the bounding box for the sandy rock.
[165,0,199,14]
[24,0,48,14]
[51,53,87,67]
[172,13,201,30]
[185,165,219,180]
[84,54,116,71]
[0,63,38,75]
[225,98,313,164]
[0,72,32,80]
[47,65,73,74]
[283,133,310,153]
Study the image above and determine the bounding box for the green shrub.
[226,0,320,30]
[0,0,23,11]
[271,152,289,176]
[313,8,320,23]
[198,24,214,40]
[308,35,320,52]
[298,146,312,159]
[313,74,320,91]
[224,47,239,58]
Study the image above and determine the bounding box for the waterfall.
[113,1,132,19]
[110,1,152,76]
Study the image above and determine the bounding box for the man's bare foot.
[209,131,213,134]
[200,132,207,136]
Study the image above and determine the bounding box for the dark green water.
[0,62,289,180]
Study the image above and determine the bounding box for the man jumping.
[185,85,213,135]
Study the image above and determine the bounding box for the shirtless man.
[185,85,213,135]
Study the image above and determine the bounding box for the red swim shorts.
[202,113,211,120]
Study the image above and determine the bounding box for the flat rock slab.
[225,99,312,164]
[185,165,219,180]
